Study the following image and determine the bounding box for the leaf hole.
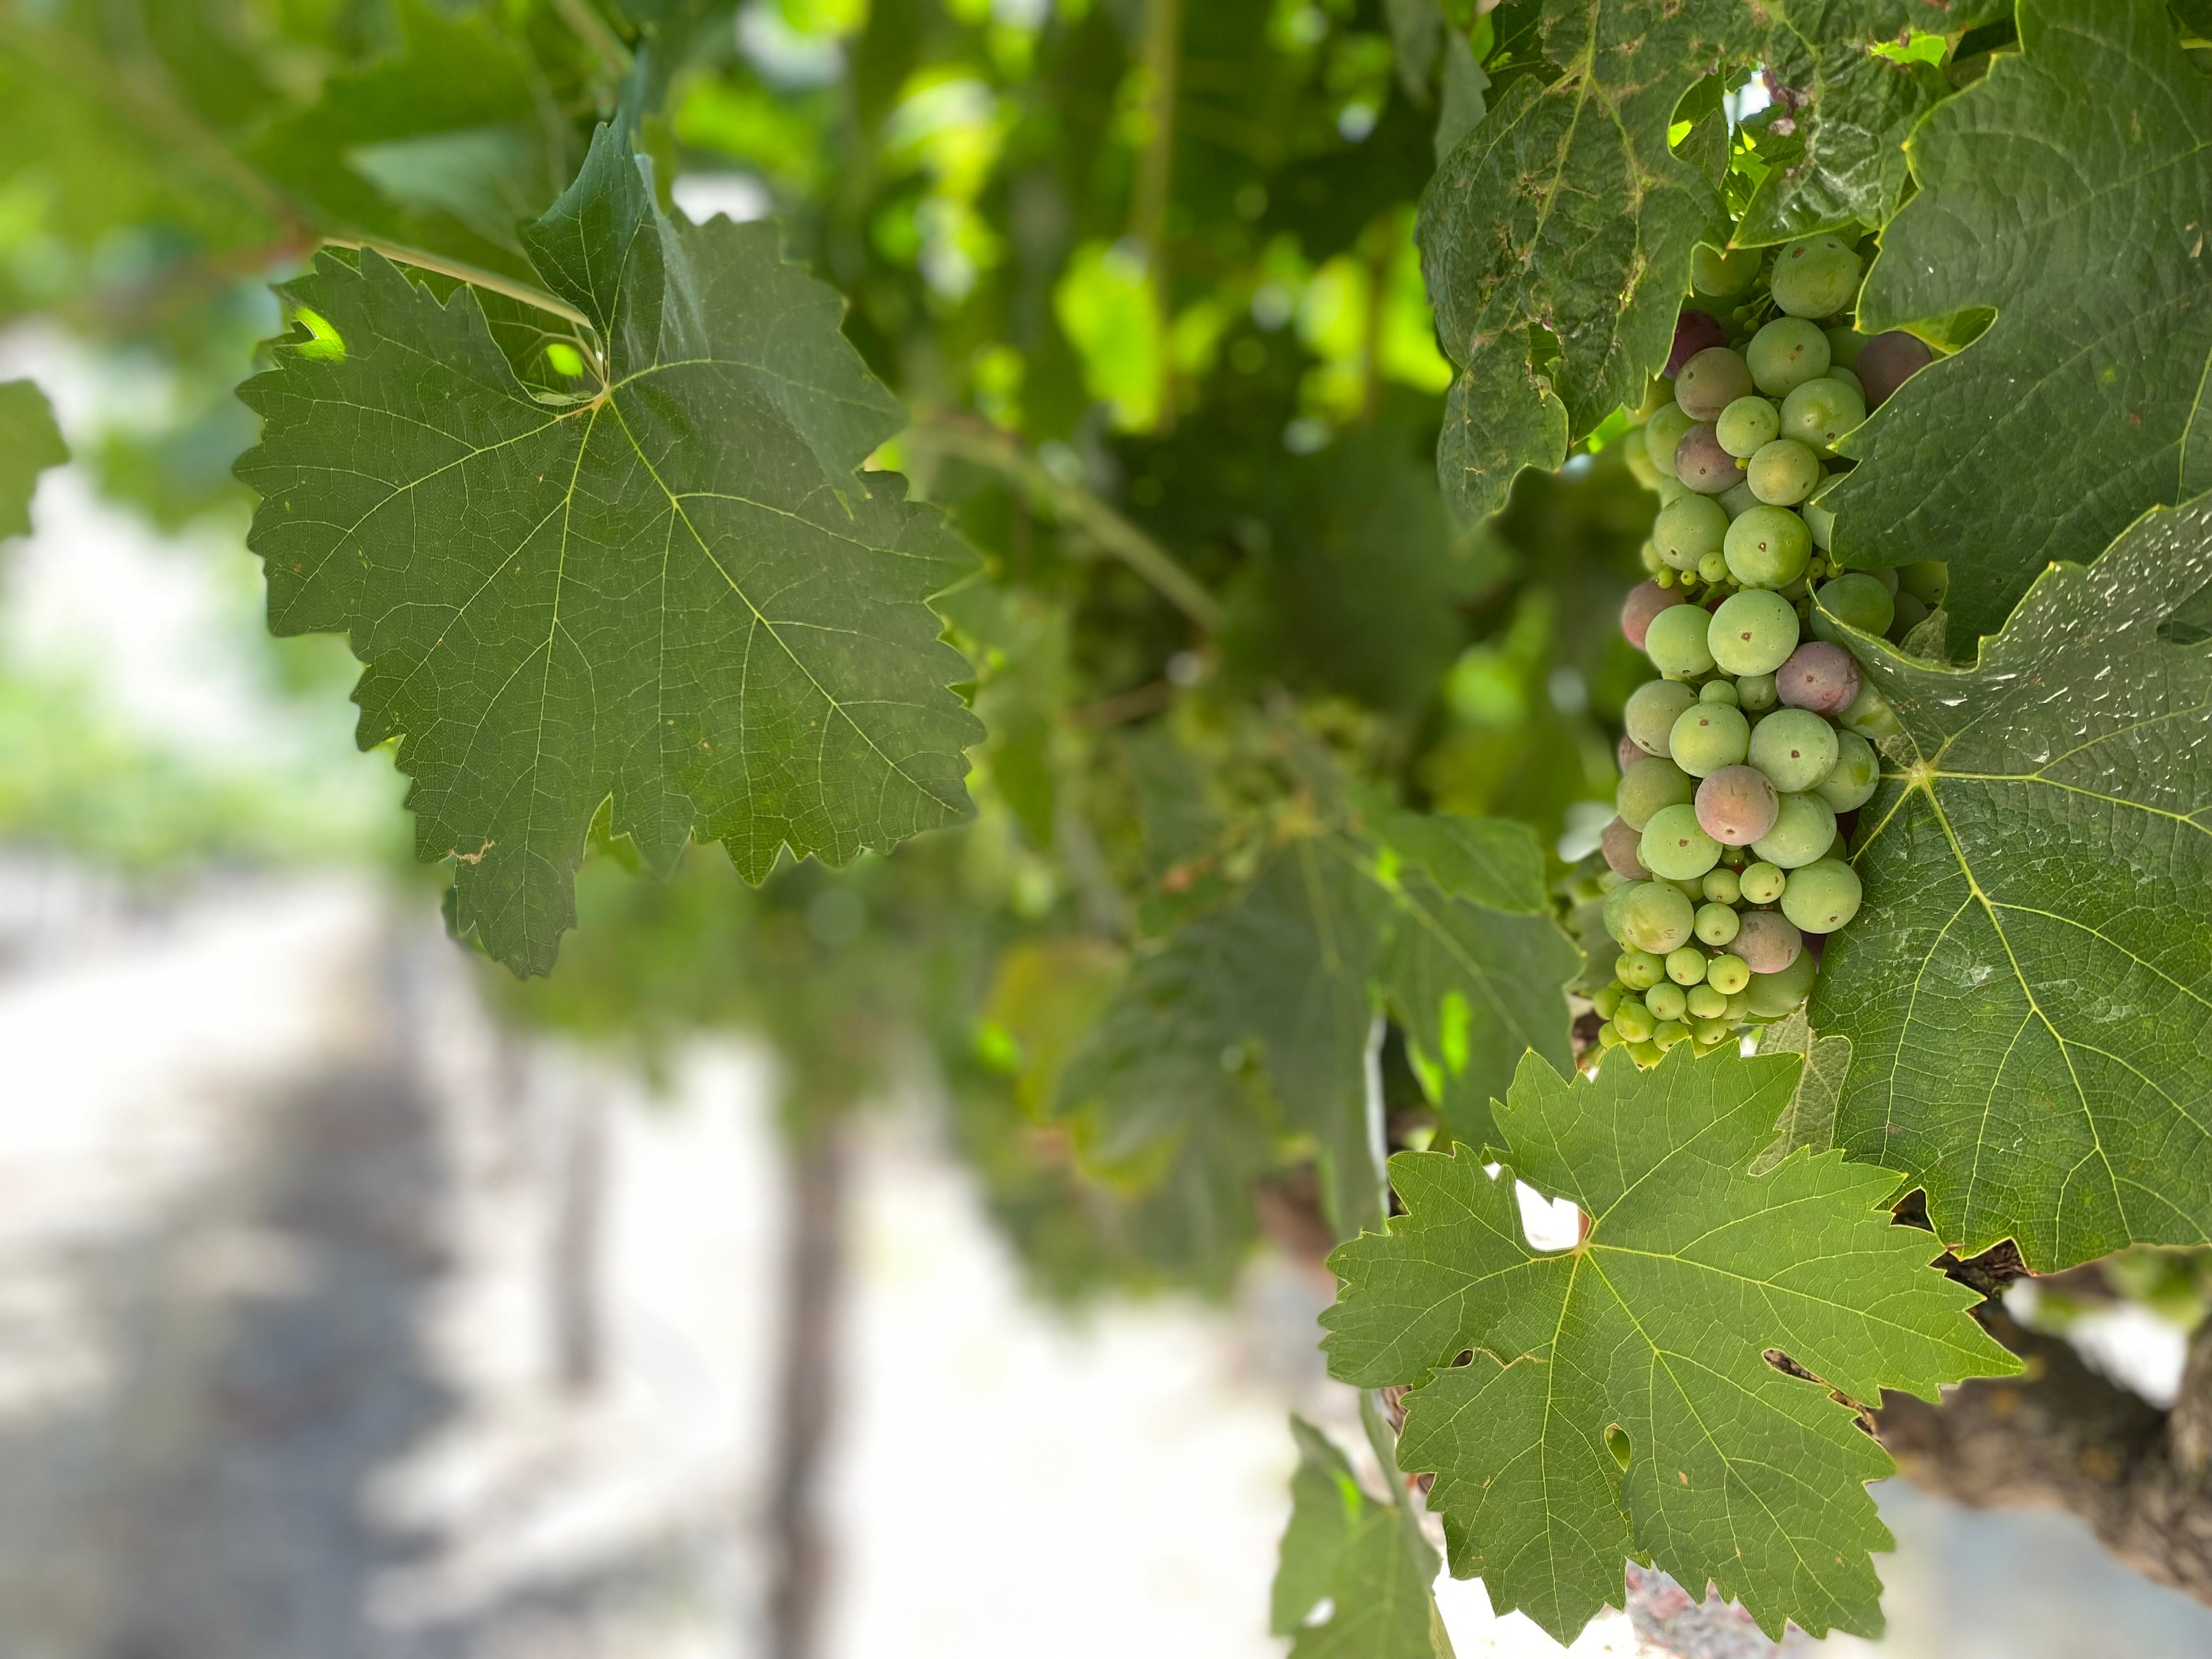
[1515,1180,1583,1252]
[1605,1423,1631,1469]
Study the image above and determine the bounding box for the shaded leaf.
[1749,1010,1853,1174]
[0,380,67,541]
[1272,1416,1455,1659]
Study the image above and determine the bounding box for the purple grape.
[1734,911,1804,975]
[1620,579,1685,650]
[1673,423,1739,494]
[1776,641,1861,716]
[1666,309,1729,377]
[1601,816,1650,879]
[1617,733,1645,775]
[1855,330,1932,408]
[1673,346,1755,421]
[1694,764,1780,846]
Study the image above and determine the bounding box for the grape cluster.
[1593,233,1942,1065]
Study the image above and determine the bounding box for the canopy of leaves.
[1323,1047,2015,1645]
[0,380,66,540]
[1826,0,2212,639]
[236,125,982,976]
[1816,494,2212,1271]
[1271,1415,1453,1659]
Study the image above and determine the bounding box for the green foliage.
[0,378,65,540]
[1827,0,2212,638]
[1271,1415,1454,1659]
[1817,495,2212,1270]
[1324,1047,2016,1643]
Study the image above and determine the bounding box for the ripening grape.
[1747,438,1821,506]
[1715,395,1779,458]
[1737,671,1778,711]
[1601,815,1649,878]
[1694,902,1740,946]
[1733,910,1804,974]
[1692,243,1760,298]
[1641,804,1722,881]
[1811,573,1895,642]
[1702,865,1741,905]
[1666,309,1730,376]
[1746,317,1830,397]
[1855,329,1932,407]
[1617,733,1645,774]
[1645,403,1698,478]
[1620,881,1696,953]
[1693,764,1779,846]
[1619,579,1685,649]
[1645,603,1718,678]
[1673,423,1740,494]
[1699,677,1740,707]
[1779,376,1866,454]
[1665,945,1708,986]
[1646,982,1689,1023]
[1768,233,1862,319]
[1707,588,1800,676]
[1838,680,1902,741]
[1603,878,1639,939]
[1675,346,1755,420]
[1618,756,1696,829]
[1706,953,1751,995]
[1752,790,1839,869]
[1723,505,1812,588]
[1745,949,1819,1018]
[1781,858,1863,932]
[1625,679,1698,755]
[1668,703,1751,778]
[1652,494,1729,571]
[1815,729,1881,811]
[1775,641,1861,717]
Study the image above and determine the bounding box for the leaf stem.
[550,0,635,78]
[900,419,1224,632]
[319,238,594,332]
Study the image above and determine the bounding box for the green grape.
[1719,480,1761,520]
[1745,950,1819,1018]
[1592,982,1625,1019]
[1692,243,1761,297]
[1898,560,1949,607]
[1769,233,1862,319]
[1639,804,1722,881]
[1603,878,1642,940]
[1746,438,1821,506]
[1706,954,1751,995]
[1751,791,1839,869]
[1823,325,1866,369]
[1801,492,1835,551]
[1597,1020,1625,1048]
[1624,679,1698,755]
[1715,395,1780,458]
[1643,402,1697,478]
[1665,945,1708,986]
[1745,317,1831,397]
[1685,983,1728,1021]
[1626,1039,1662,1066]
[1838,681,1902,741]
[1616,948,1666,990]
[1675,347,1755,421]
[1723,505,1812,588]
[1891,591,1931,640]
[1781,858,1863,933]
[1702,865,1741,905]
[1626,446,1663,490]
[1694,902,1740,947]
[1613,997,1656,1041]
[1779,376,1866,454]
[1617,756,1696,829]
[1815,728,1881,811]
[1653,494,1729,571]
[1829,365,1864,399]
[1652,1020,1691,1051]
[1810,573,1895,642]
[1698,676,1740,706]
[1739,863,1785,906]
[1707,588,1800,676]
[1654,474,1688,506]
[1667,702,1750,777]
[1691,1020,1736,1050]
[1644,603,1717,677]
[1736,671,1778,711]
[1620,882,1696,953]
[1696,550,1730,584]
[1646,982,1688,1023]
[1666,874,1707,902]
[1747,707,1839,793]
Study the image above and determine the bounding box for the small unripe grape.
[1706,953,1751,995]
[1665,945,1709,986]
[1592,982,1625,1019]
[1737,672,1778,712]
[1601,816,1650,878]
[1597,1020,1625,1048]
[1685,983,1729,1020]
[1702,865,1742,905]
[1618,756,1696,830]
[1645,402,1698,478]
[1746,949,1819,1018]
[1747,707,1839,793]
[1613,997,1656,1041]
[1738,861,1786,904]
[1620,882,1696,955]
[1733,910,1804,974]
[1616,948,1666,991]
[1694,764,1779,846]
[1855,329,1933,407]
[1625,679,1698,756]
[1645,603,1718,678]
[1652,494,1729,571]
[1815,729,1881,812]
[1646,982,1689,1024]
[1715,395,1780,458]
[1699,677,1740,707]
[1694,902,1740,947]
[1620,578,1685,649]
[1781,858,1863,933]
[1692,243,1761,298]
[1724,505,1812,589]
[1666,309,1730,376]
[1779,376,1866,454]
[1675,347,1755,420]
[1752,790,1839,869]
[1775,641,1861,717]
[1673,423,1741,494]
[1811,573,1895,642]
[1707,588,1801,676]
[1747,438,1821,506]
[1696,550,1730,584]
[1668,702,1751,778]
[1769,233,1862,320]
[1746,317,1831,397]
[1641,804,1722,881]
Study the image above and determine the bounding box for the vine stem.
[899,419,1225,632]
[317,238,595,332]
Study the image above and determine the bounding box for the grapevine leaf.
[0,380,67,541]
[1749,1010,1853,1174]
[1824,0,2212,639]
[1420,2,1756,520]
[1272,1417,1455,1659]
[236,125,981,975]
[1816,495,2212,1270]
[1322,1047,2017,1644]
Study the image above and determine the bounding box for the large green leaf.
[236,126,980,975]
[1824,0,2212,639]
[1271,1416,1455,1659]
[1421,2,1755,520]
[1815,495,2212,1270]
[1323,1046,2016,1645]
[0,380,66,541]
